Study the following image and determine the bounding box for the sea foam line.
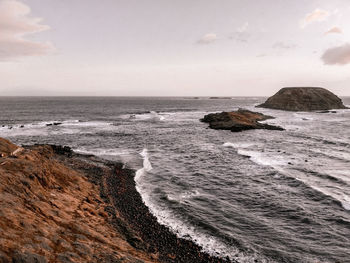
[134,148,267,262]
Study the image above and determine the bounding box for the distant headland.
[257,87,348,111]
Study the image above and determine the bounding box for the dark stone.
[46,122,62,127]
[201,108,284,132]
[50,145,73,157]
[0,251,10,263]
[12,252,47,263]
[257,87,347,111]
[317,110,337,114]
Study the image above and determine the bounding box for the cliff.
[0,138,231,263]
[0,138,157,263]
[257,87,347,111]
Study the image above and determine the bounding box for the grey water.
[1,96,350,263]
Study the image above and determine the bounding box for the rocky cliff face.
[0,138,157,263]
[257,87,347,111]
[0,138,232,263]
[201,109,284,132]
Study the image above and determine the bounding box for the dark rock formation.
[257,87,347,111]
[46,122,62,126]
[201,109,284,132]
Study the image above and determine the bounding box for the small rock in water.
[201,108,284,132]
[46,122,62,127]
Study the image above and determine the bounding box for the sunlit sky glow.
[1,0,350,96]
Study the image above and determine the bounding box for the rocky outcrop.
[257,87,348,111]
[0,138,232,263]
[0,138,18,157]
[201,109,284,132]
[0,139,158,263]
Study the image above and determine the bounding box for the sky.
[0,0,350,96]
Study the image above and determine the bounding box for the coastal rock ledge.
[0,137,232,263]
[257,87,348,111]
[201,109,284,132]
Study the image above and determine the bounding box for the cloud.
[272,41,297,49]
[321,43,350,65]
[197,33,218,44]
[324,26,342,35]
[229,22,250,42]
[236,22,248,33]
[300,8,329,28]
[0,0,53,60]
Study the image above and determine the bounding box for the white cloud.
[324,26,342,35]
[300,8,329,28]
[197,33,218,44]
[229,22,250,42]
[0,0,53,60]
[272,41,297,49]
[321,43,350,65]
[236,22,248,33]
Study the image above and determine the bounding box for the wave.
[122,111,166,122]
[227,142,350,211]
[134,148,268,262]
[166,189,202,203]
[308,148,350,162]
[74,148,132,157]
[226,141,288,167]
[0,120,114,137]
[0,119,78,130]
[223,142,257,149]
[239,149,290,167]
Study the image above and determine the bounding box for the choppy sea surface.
[1,96,350,263]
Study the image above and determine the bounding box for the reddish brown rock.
[0,138,18,157]
[201,109,284,132]
[0,138,233,263]
[0,139,157,263]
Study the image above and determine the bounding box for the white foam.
[283,168,350,211]
[223,142,256,148]
[134,149,268,262]
[237,149,288,167]
[309,185,350,211]
[167,189,202,203]
[341,195,350,211]
[140,148,153,171]
[74,148,132,157]
[131,111,166,121]
[60,120,112,127]
[223,142,236,148]
[0,120,114,137]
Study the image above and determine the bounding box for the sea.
[1,96,349,263]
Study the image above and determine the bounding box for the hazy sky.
[1,0,350,96]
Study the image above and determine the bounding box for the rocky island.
[257,87,348,111]
[0,138,231,263]
[201,109,284,132]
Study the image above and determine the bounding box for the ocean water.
[1,96,350,263]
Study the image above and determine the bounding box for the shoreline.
[103,159,233,263]
[22,141,233,262]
